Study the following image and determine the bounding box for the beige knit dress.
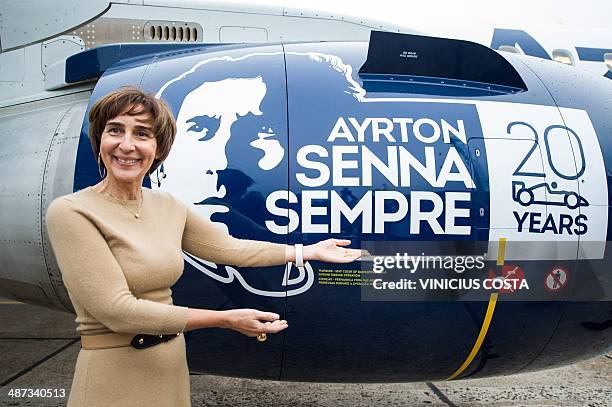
[45,186,287,407]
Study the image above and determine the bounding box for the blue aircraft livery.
[75,43,608,299]
[67,38,612,382]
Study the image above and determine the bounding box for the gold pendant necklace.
[109,190,143,219]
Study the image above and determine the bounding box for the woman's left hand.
[304,239,363,263]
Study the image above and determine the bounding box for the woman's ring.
[257,333,267,342]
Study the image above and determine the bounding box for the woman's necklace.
[108,190,143,219]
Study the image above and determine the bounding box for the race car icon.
[512,180,589,209]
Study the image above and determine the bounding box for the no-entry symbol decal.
[544,266,569,292]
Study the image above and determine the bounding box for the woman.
[45,87,362,406]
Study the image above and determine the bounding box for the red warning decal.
[544,266,569,292]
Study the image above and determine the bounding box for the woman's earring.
[160,163,167,181]
[97,152,106,179]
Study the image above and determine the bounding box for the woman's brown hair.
[88,86,176,175]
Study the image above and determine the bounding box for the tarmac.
[0,299,610,407]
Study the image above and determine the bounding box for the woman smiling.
[45,87,362,406]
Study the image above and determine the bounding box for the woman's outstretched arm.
[184,308,288,335]
[182,207,287,267]
[182,207,363,267]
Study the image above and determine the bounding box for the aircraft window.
[177,27,184,41]
[163,26,169,41]
[552,49,575,65]
[171,27,177,41]
[192,28,198,42]
[185,27,191,41]
[498,45,523,54]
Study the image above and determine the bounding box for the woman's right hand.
[222,309,288,337]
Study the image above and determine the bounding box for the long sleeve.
[182,206,287,267]
[46,197,189,335]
